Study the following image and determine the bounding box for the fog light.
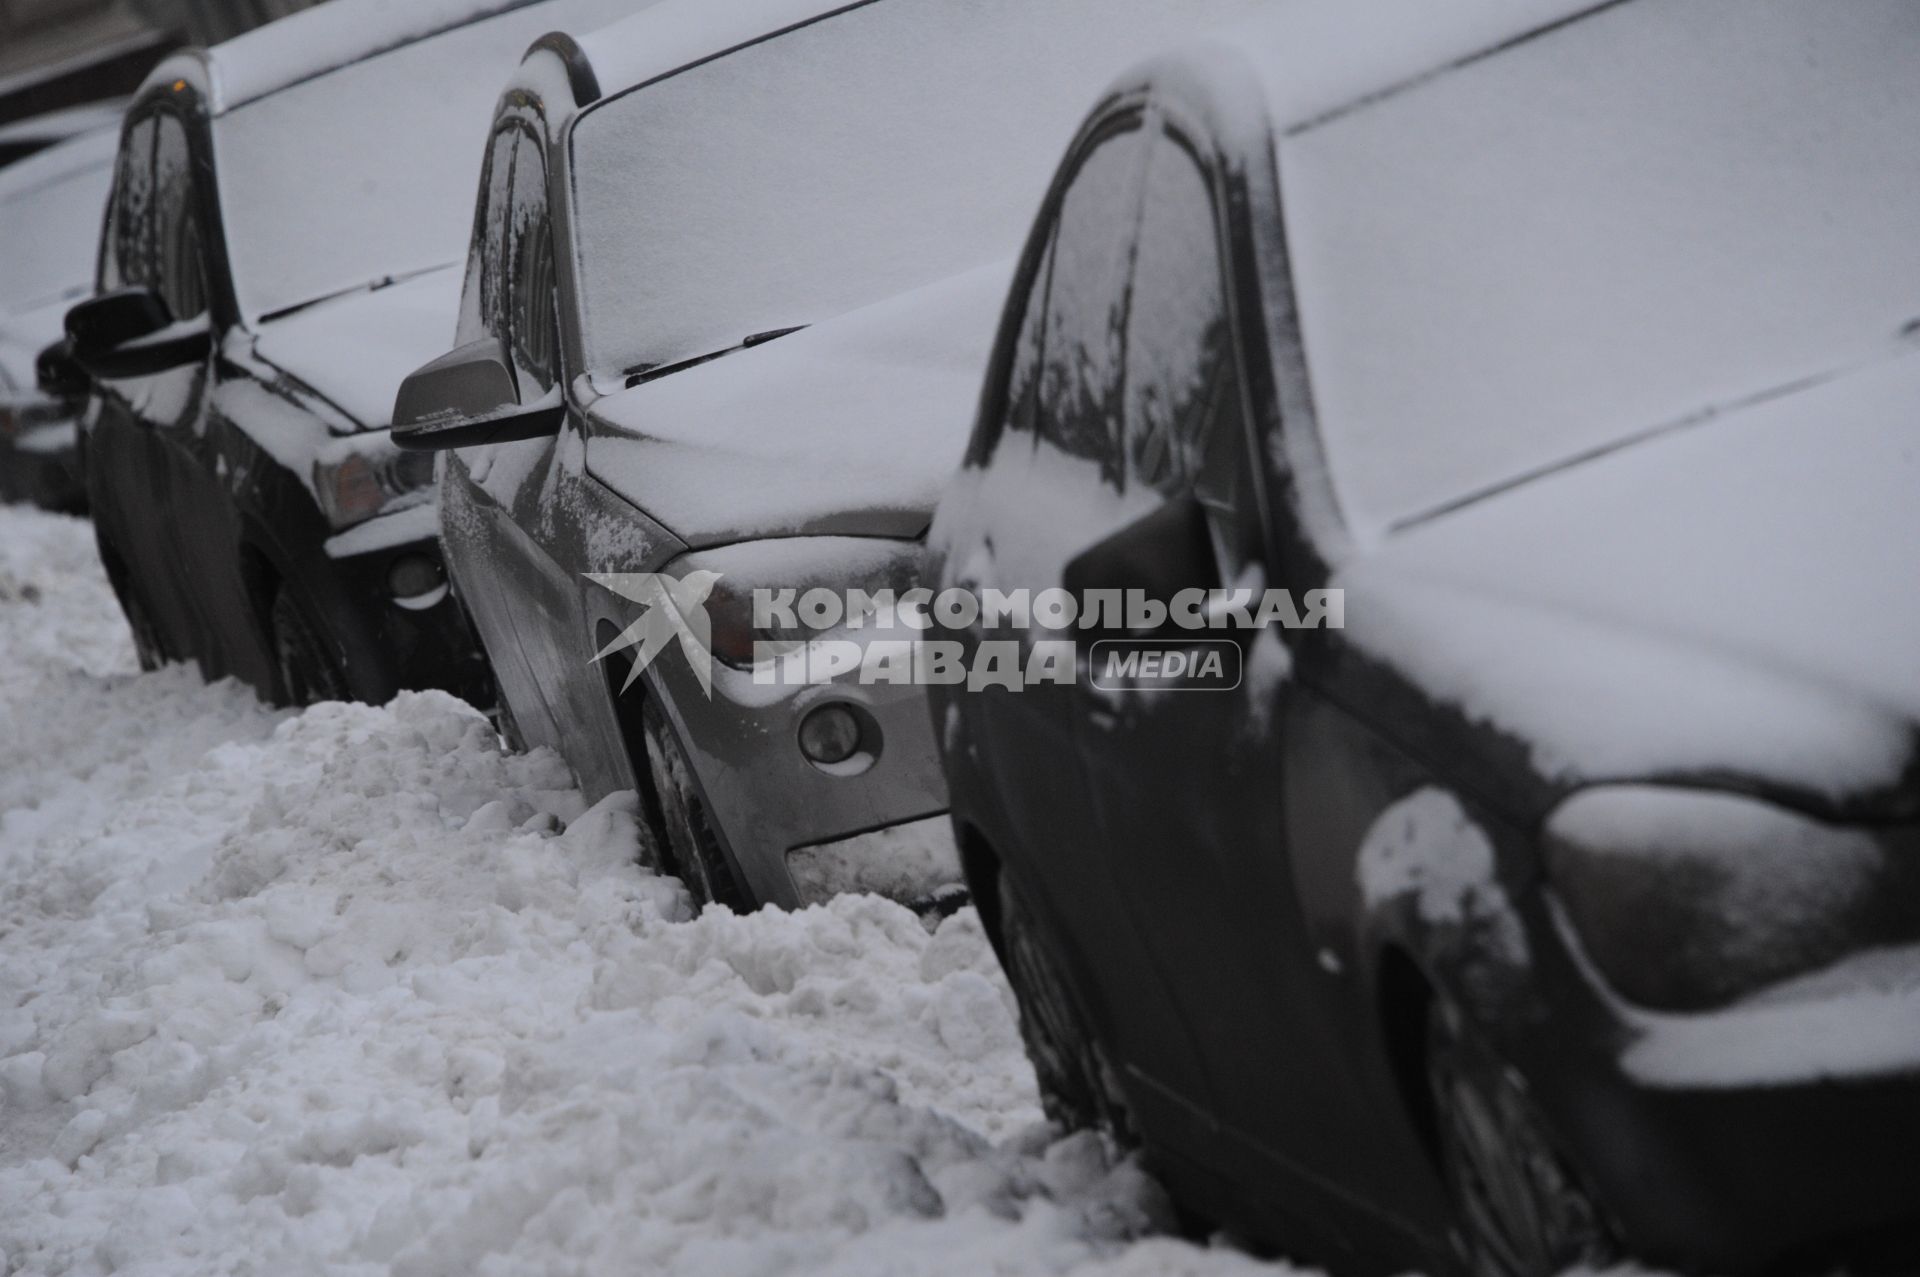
[387,553,445,601]
[798,704,861,764]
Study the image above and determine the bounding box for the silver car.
[393,0,1265,910]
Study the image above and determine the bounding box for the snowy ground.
[0,504,1296,1277]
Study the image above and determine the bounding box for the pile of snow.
[0,504,1293,1276]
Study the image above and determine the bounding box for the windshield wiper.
[622,325,807,389]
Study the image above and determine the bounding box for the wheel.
[98,545,167,672]
[997,871,1133,1142]
[640,697,748,911]
[119,585,168,673]
[1426,1000,1616,1277]
[269,584,350,708]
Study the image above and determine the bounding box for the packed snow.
[0,503,1296,1276]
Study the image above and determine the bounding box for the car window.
[103,115,156,292]
[505,130,557,394]
[1126,127,1256,578]
[152,114,207,322]
[1035,124,1148,475]
[474,126,515,347]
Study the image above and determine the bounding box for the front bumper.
[317,512,491,709]
[640,632,956,910]
[1539,924,1920,1274]
[0,413,85,514]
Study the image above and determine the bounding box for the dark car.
[64,0,633,705]
[0,125,114,513]
[391,0,1264,910]
[926,2,1920,1274]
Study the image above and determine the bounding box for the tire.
[119,585,168,673]
[269,584,350,708]
[1426,1000,1616,1277]
[997,871,1133,1142]
[640,697,748,911]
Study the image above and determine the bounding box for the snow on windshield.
[213,0,638,322]
[0,142,113,314]
[1280,0,1920,533]
[567,0,1267,378]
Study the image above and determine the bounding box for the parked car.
[0,125,113,513]
[63,0,638,705]
[0,99,126,170]
[926,2,1920,1274]
[391,0,1265,910]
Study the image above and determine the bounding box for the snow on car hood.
[1335,348,1920,805]
[249,267,463,430]
[582,261,1011,548]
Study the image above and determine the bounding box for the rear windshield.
[567,0,1264,378]
[1280,0,1920,532]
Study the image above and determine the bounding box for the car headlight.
[1545,785,1920,1011]
[311,436,436,530]
[667,537,926,669]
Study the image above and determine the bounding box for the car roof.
[138,0,560,116]
[572,0,843,99]
[0,123,117,206]
[1187,0,1603,134]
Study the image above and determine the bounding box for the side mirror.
[35,338,88,400]
[392,336,564,451]
[65,287,211,379]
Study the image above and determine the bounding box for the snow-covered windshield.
[567,0,1264,379]
[214,0,635,322]
[0,148,112,314]
[1281,0,1920,533]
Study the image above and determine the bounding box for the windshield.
[214,0,635,321]
[0,155,112,313]
[567,0,1265,378]
[1281,0,1920,533]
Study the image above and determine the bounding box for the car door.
[442,125,559,735]
[144,105,270,686]
[1066,120,1379,1248]
[89,110,200,657]
[951,116,1216,1116]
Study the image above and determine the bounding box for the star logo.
[586,571,725,697]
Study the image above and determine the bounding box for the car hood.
[582,260,1012,548]
[250,267,463,430]
[1334,349,1920,810]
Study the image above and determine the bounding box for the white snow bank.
[0,505,1301,1277]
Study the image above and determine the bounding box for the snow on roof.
[158,0,549,114]
[1203,0,1598,132]
[572,0,843,97]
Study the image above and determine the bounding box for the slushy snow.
[0,503,1294,1276]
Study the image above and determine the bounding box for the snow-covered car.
[62,0,636,706]
[390,0,1265,911]
[0,98,126,171]
[0,124,114,513]
[926,2,1920,1274]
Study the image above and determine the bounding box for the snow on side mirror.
[392,336,564,452]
